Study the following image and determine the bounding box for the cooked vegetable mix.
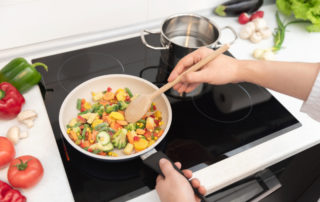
[66,87,164,157]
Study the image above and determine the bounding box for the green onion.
[273,12,305,52]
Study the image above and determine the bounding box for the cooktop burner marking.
[192,83,253,124]
[57,52,125,91]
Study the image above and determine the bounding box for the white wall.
[0,0,222,51]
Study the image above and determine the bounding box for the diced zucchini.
[97,142,114,152]
[96,131,110,145]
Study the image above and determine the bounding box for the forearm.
[237,60,320,100]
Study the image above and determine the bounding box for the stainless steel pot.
[141,13,237,66]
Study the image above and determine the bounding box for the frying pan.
[59,74,206,200]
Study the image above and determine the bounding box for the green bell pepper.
[0,57,48,93]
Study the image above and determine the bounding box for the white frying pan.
[59,74,206,200]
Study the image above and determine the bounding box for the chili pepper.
[0,82,25,119]
[0,180,26,202]
[0,57,48,93]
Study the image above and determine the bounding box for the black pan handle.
[142,151,207,202]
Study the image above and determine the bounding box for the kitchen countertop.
[0,3,320,202]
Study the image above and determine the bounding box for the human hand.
[168,47,240,93]
[155,158,206,202]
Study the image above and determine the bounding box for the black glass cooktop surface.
[33,34,301,202]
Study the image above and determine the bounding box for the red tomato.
[7,155,44,188]
[0,137,15,168]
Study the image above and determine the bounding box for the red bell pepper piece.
[0,180,26,202]
[0,82,25,119]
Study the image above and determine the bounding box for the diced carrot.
[154,129,164,138]
[136,128,145,135]
[69,131,78,141]
[127,131,135,144]
[98,152,107,156]
[103,92,115,101]
[117,120,128,126]
[110,122,122,131]
[99,100,109,106]
[88,130,98,143]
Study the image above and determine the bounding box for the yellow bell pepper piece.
[109,111,124,121]
[116,89,126,101]
[134,138,149,152]
[154,110,162,118]
[92,118,103,128]
[84,102,92,110]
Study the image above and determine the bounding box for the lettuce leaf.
[276,0,320,32]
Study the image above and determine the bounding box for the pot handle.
[141,30,169,50]
[216,26,238,47]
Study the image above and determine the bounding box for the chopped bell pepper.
[0,57,48,93]
[0,180,26,202]
[0,82,25,119]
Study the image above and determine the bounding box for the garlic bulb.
[253,18,267,31]
[250,32,263,43]
[239,27,253,39]
[245,22,256,32]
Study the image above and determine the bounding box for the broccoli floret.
[106,104,119,113]
[111,128,127,149]
[125,123,136,131]
[119,101,128,110]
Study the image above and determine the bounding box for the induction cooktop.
[33,33,301,202]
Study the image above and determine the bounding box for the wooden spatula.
[125,44,230,123]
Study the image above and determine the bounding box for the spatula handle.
[151,43,230,99]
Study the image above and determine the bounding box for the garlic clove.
[6,126,20,144]
[250,32,263,43]
[17,110,37,128]
[19,131,29,139]
[23,119,34,128]
[17,110,37,122]
[259,27,272,39]
[245,22,256,32]
[239,27,253,39]
[253,18,267,31]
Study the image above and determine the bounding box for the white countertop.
[0,3,320,202]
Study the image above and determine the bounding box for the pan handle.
[142,149,207,202]
[141,30,169,50]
